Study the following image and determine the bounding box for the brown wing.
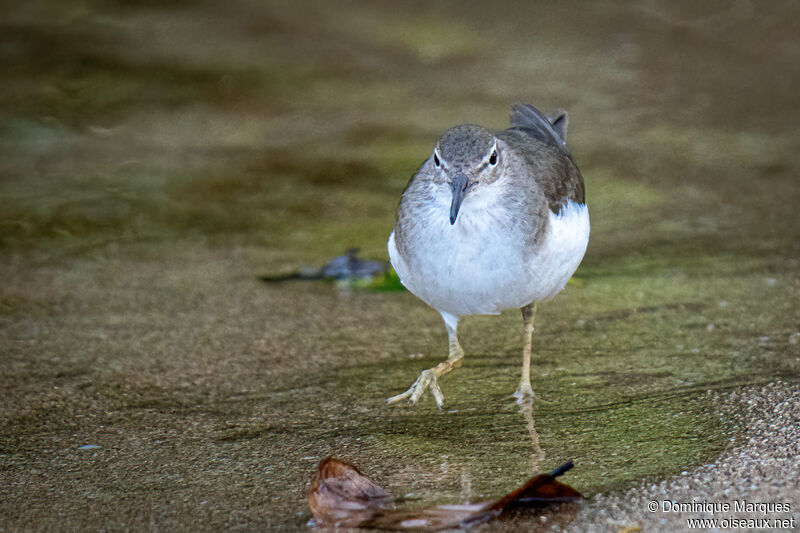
[498,123,585,214]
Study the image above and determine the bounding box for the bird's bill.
[449,174,469,225]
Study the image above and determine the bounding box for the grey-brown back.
[499,104,585,214]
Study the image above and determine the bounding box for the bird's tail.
[510,103,568,147]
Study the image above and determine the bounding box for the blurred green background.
[1,1,798,530]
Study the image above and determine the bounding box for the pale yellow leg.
[518,396,545,475]
[513,302,537,402]
[387,315,463,409]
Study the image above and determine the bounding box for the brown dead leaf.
[308,457,394,528]
[308,457,582,530]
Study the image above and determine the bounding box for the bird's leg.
[514,302,538,402]
[387,313,463,409]
[517,396,545,475]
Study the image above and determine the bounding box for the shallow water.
[1,0,798,530]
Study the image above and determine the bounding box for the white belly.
[388,195,589,317]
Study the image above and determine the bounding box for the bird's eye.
[489,150,498,166]
[433,153,440,167]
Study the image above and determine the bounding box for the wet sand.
[567,382,800,532]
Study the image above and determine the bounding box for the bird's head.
[430,125,503,225]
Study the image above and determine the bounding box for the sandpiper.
[387,103,589,408]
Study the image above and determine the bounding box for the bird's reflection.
[518,397,545,475]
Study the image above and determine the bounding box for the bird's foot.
[513,381,540,405]
[513,387,552,405]
[386,369,444,409]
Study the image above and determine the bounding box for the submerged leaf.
[483,460,583,513]
[307,457,394,528]
[308,457,582,530]
[261,248,390,283]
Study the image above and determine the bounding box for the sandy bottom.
[565,382,800,532]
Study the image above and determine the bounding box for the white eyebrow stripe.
[433,146,450,169]
[481,140,498,163]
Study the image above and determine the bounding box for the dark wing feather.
[502,103,585,212]
[510,103,567,148]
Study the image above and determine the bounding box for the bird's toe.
[386,369,445,409]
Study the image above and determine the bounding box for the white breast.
[388,184,589,317]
